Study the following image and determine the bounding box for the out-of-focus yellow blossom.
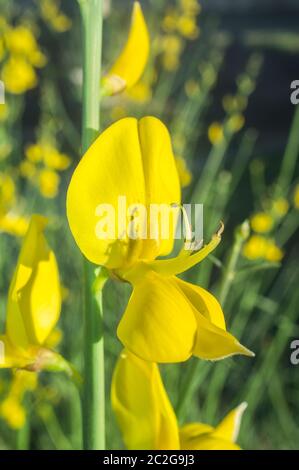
[184,79,200,98]
[112,349,246,450]
[0,370,37,429]
[162,1,200,39]
[293,184,299,209]
[222,95,248,114]
[22,142,71,198]
[175,156,192,188]
[272,198,289,218]
[103,2,149,95]
[67,117,253,363]
[19,160,37,180]
[0,212,29,237]
[0,172,15,208]
[1,23,46,95]
[243,235,283,262]
[42,147,71,170]
[177,15,199,40]
[40,0,72,33]
[208,122,224,145]
[25,143,43,163]
[3,25,47,68]
[160,34,183,72]
[38,168,60,199]
[0,396,26,429]
[250,212,274,234]
[227,114,245,133]
[2,57,37,94]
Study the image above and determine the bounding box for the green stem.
[16,420,30,450]
[218,221,249,305]
[79,0,105,450]
[276,105,299,197]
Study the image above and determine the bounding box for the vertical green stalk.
[78,0,105,450]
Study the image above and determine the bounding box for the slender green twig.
[78,0,106,450]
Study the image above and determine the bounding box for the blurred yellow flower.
[0,396,26,429]
[250,212,274,233]
[103,2,149,95]
[0,212,29,237]
[2,57,37,94]
[175,156,192,188]
[208,122,224,145]
[0,370,37,430]
[25,143,43,163]
[67,117,253,363]
[293,184,299,209]
[177,15,199,40]
[112,349,246,450]
[19,160,37,179]
[40,0,72,33]
[227,114,245,133]
[243,235,283,262]
[0,172,15,208]
[272,198,289,218]
[38,168,60,199]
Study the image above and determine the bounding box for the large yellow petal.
[117,272,197,363]
[111,349,180,450]
[67,118,146,269]
[173,278,254,360]
[137,116,181,259]
[6,215,61,347]
[103,2,149,95]
[175,278,226,330]
[214,402,247,443]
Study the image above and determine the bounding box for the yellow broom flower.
[102,2,149,95]
[67,117,253,363]
[112,349,246,450]
[0,215,74,376]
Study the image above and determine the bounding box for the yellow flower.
[25,143,43,163]
[264,241,284,263]
[0,396,26,429]
[0,215,65,372]
[0,172,15,208]
[208,122,224,145]
[38,168,60,198]
[112,349,246,450]
[43,147,71,170]
[227,114,245,133]
[177,15,199,40]
[293,184,299,209]
[250,212,274,234]
[102,2,149,95]
[0,370,37,429]
[19,160,37,179]
[126,81,152,103]
[2,57,38,94]
[0,213,29,237]
[67,117,253,363]
[243,235,283,262]
[272,198,289,218]
[40,0,72,33]
[175,156,192,188]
